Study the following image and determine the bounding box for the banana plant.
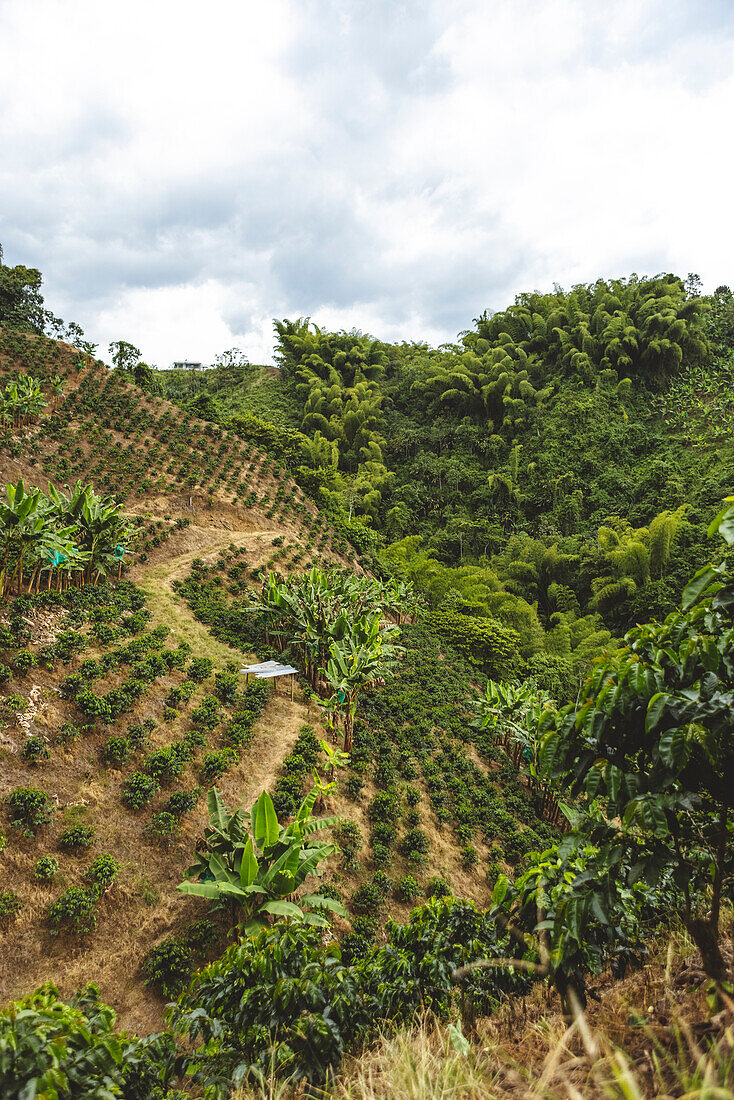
[318,739,349,781]
[0,479,46,599]
[178,787,346,934]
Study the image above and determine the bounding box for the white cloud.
[1,0,732,365]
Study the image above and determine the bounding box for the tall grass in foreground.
[232,1009,734,1100]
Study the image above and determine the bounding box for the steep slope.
[0,331,364,1029]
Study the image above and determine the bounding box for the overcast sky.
[1,0,733,366]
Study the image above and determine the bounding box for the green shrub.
[142,937,193,997]
[405,785,421,807]
[368,789,401,824]
[191,695,221,730]
[12,650,38,676]
[395,874,420,902]
[100,736,129,767]
[0,982,172,1097]
[6,787,54,836]
[350,882,383,914]
[371,843,391,868]
[59,824,95,851]
[34,856,60,881]
[370,821,397,848]
[187,656,213,683]
[200,747,238,781]
[86,854,119,891]
[144,747,185,785]
[486,858,504,887]
[401,828,429,865]
[345,773,364,800]
[126,722,149,751]
[21,736,50,765]
[213,670,239,705]
[371,870,392,899]
[351,914,379,940]
[143,812,180,846]
[335,820,362,872]
[122,772,159,809]
[162,788,202,819]
[51,721,80,747]
[425,875,452,899]
[143,918,218,997]
[47,887,98,935]
[0,889,22,926]
[461,844,479,869]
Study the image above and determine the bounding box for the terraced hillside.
[0,332,363,1029]
[0,330,555,1038]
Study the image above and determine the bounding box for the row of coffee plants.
[351,624,558,887]
[0,889,530,1095]
[0,478,134,599]
[1,338,356,565]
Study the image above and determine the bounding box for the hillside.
[0,332,555,1041]
[0,273,733,1099]
[0,332,368,1030]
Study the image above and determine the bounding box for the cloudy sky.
[1,0,733,366]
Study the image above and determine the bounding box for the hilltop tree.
[108,339,142,372]
[0,243,62,335]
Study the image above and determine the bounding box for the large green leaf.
[682,565,718,610]
[301,893,348,917]
[239,836,259,889]
[206,787,231,834]
[645,692,669,734]
[259,900,304,920]
[251,791,279,850]
[177,881,223,900]
[659,726,690,769]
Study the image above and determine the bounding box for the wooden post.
[290,674,294,702]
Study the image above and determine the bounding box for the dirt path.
[1,522,325,1036]
[132,526,283,668]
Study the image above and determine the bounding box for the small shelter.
[241,660,299,700]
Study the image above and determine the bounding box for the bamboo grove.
[0,478,134,598]
[253,568,416,749]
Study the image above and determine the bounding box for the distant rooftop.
[172,360,205,370]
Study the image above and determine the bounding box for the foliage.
[20,734,49,764]
[537,498,734,983]
[144,812,181,846]
[170,896,526,1092]
[143,920,218,997]
[0,478,134,600]
[34,855,60,881]
[86,854,120,891]
[178,786,347,933]
[59,823,96,851]
[5,786,54,836]
[425,609,521,677]
[0,889,22,925]
[253,567,409,750]
[0,982,172,1099]
[122,771,160,810]
[47,886,99,936]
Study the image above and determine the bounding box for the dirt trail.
[132,526,283,667]
[1,521,324,1035]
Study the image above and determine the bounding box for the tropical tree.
[0,479,133,598]
[538,498,734,983]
